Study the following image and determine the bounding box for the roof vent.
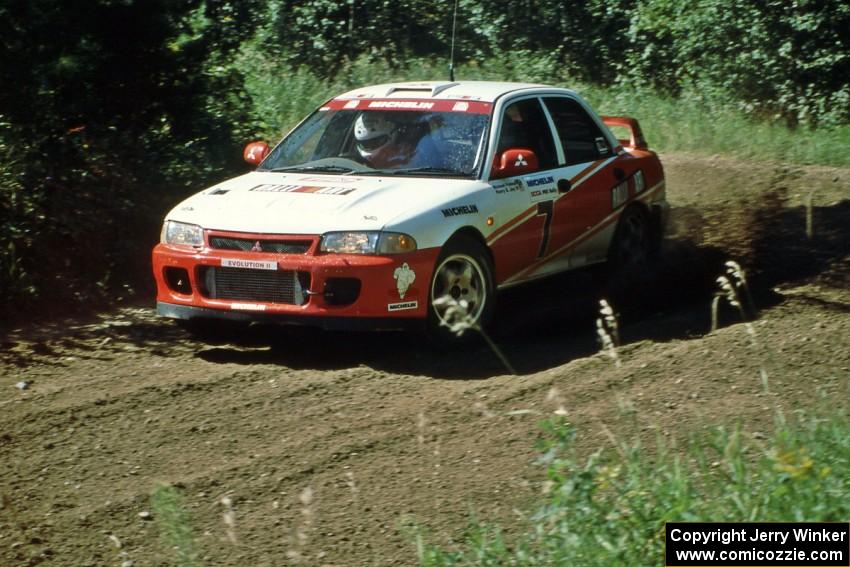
[385,82,460,98]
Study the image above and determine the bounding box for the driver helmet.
[354,112,397,160]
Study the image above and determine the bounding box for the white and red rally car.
[152,81,667,338]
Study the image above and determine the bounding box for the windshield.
[259,99,492,178]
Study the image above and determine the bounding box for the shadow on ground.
[191,197,849,378]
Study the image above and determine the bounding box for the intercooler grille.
[203,267,308,305]
[209,236,311,254]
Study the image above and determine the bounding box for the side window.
[496,99,558,170]
[543,97,612,166]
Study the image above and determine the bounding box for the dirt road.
[1,153,848,566]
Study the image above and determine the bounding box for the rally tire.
[426,234,495,344]
[606,205,655,299]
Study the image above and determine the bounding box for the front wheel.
[427,235,495,343]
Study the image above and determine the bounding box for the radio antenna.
[448,0,459,81]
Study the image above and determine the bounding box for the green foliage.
[258,0,850,126]
[151,483,200,567]
[0,0,262,316]
[624,0,850,127]
[0,119,36,300]
[268,0,449,75]
[462,0,634,85]
[419,412,850,565]
[263,0,633,84]
[581,85,850,167]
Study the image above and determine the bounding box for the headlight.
[161,220,204,247]
[320,231,417,254]
[321,232,379,254]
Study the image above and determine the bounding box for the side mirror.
[243,141,270,166]
[491,148,539,179]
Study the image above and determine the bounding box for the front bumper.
[156,302,424,331]
[152,230,439,326]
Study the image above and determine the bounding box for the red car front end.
[152,229,438,330]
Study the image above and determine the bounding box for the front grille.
[201,267,309,305]
[209,236,311,254]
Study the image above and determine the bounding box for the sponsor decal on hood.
[250,184,357,196]
[167,171,489,238]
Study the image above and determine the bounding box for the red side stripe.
[503,181,664,283]
[486,159,607,244]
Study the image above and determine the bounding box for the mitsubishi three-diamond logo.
[514,154,528,167]
[251,241,262,252]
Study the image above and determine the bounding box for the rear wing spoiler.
[601,116,648,151]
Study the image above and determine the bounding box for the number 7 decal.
[536,200,553,258]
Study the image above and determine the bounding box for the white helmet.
[354,113,396,159]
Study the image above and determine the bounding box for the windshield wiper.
[377,166,466,176]
[264,165,355,173]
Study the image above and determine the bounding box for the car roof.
[334,81,577,103]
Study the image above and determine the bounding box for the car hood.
[166,171,483,234]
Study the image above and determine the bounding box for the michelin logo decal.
[526,175,554,187]
[368,101,435,110]
[441,204,479,217]
[388,301,418,312]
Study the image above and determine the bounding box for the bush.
[0,1,262,319]
[623,0,850,127]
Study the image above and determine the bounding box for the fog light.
[164,267,192,295]
[323,278,361,306]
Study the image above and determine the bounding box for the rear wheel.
[427,235,495,343]
[606,205,655,298]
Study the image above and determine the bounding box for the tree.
[0,0,261,313]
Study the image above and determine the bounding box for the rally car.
[152,81,668,339]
